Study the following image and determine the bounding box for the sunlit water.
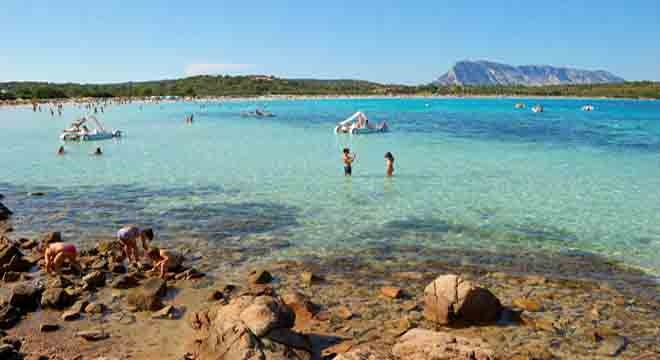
[1,98,660,275]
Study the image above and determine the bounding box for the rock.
[238,296,295,337]
[248,269,272,284]
[109,262,126,274]
[0,304,21,329]
[0,344,20,360]
[90,258,108,271]
[40,288,73,309]
[283,292,316,324]
[9,283,42,312]
[62,309,81,321]
[47,275,73,289]
[76,330,109,341]
[300,271,324,285]
[423,274,502,325]
[2,272,20,283]
[151,305,176,319]
[0,203,12,221]
[334,347,390,360]
[17,238,38,250]
[381,286,403,299]
[0,244,33,273]
[392,328,495,360]
[28,192,46,197]
[40,323,60,332]
[110,274,139,289]
[84,302,105,314]
[597,336,627,357]
[2,336,21,351]
[41,232,62,246]
[264,328,313,352]
[126,278,167,311]
[335,306,354,320]
[513,297,544,312]
[82,271,106,289]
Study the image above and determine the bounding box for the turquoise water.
[1,98,660,275]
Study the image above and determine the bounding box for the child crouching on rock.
[116,226,154,263]
[146,247,182,279]
[44,242,80,274]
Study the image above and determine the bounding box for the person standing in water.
[57,146,65,155]
[342,148,356,176]
[384,152,395,177]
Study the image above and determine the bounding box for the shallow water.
[1,98,660,275]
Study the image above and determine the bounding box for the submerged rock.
[248,269,273,284]
[126,278,167,311]
[423,274,502,325]
[8,283,42,313]
[40,288,74,309]
[392,328,495,360]
[0,244,33,273]
[0,203,12,221]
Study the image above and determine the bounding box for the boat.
[531,105,544,113]
[241,109,275,118]
[581,105,594,112]
[515,103,526,109]
[335,111,389,135]
[60,116,122,141]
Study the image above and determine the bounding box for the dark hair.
[384,152,394,161]
[343,148,350,154]
[146,247,160,259]
[141,228,154,240]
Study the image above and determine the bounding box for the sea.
[1,97,660,278]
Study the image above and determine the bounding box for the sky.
[1,0,659,84]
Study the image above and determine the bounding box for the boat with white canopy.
[334,111,389,135]
[60,116,122,141]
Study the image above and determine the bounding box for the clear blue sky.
[1,0,658,84]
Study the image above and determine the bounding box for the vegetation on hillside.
[0,75,658,100]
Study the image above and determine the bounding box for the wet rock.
[47,275,72,289]
[110,274,139,289]
[381,286,403,299]
[513,297,544,312]
[84,302,105,314]
[0,244,33,273]
[175,267,205,280]
[597,336,627,357]
[2,272,20,283]
[40,288,73,309]
[283,292,316,325]
[61,309,80,321]
[40,323,60,332]
[248,269,272,284]
[126,278,167,311]
[392,328,495,360]
[9,283,42,313]
[0,304,21,329]
[90,258,108,271]
[82,271,106,289]
[0,203,12,221]
[423,274,502,325]
[335,306,354,320]
[17,238,38,250]
[76,330,109,341]
[300,271,324,285]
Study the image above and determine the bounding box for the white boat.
[581,105,594,112]
[335,111,389,135]
[531,105,544,113]
[60,116,122,141]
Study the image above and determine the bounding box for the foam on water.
[1,98,660,275]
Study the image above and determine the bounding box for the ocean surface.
[1,98,660,276]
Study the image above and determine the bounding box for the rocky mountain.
[435,60,625,86]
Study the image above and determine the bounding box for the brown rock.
[392,328,494,360]
[40,288,74,309]
[76,330,109,341]
[9,283,42,313]
[513,297,544,312]
[334,347,392,360]
[126,278,167,311]
[61,309,80,321]
[84,302,105,314]
[381,286,403,299]
[335,306,354,320]
[322,341,354,357]
[300,271,324,285]
[247,269,272,284]
[82,271,106,289]
[283,292,316,325]
[424,274,501,325]
[40,323,60,332]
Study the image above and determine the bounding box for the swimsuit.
[62,244,77,254]
[117,227,139,243]
[344,165,352,176]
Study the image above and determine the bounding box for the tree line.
[1,75,658,100]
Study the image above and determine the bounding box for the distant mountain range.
[435,60,625,86]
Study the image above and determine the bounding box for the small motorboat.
[241,109,275,118]
[531,105,544,113]
[60,116,122,141]
[335,111,389,135]
[515,103,526,109]
[581,105,594,112]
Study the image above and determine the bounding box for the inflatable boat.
[60,116,122,141]
[335,111,389,135]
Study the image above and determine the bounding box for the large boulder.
[9,283,42,313]
[392,328,495,360]
[188,294,310,360]
[424,274,501,325]
[0,203,12,221]
[126,278,167,311]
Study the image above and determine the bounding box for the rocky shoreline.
[0,198,659,359]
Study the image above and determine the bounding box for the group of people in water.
[342,148,395,177]
[42,225,179,279]
[57,146,102,156]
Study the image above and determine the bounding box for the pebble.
[381,286,403,299]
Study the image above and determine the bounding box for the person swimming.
[93,147,102,156]
[385,152,395,177]
[44,242,80,274]
[57,146,65,155]
[343,148,357,176]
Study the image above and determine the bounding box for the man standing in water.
[342,148,356,176]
